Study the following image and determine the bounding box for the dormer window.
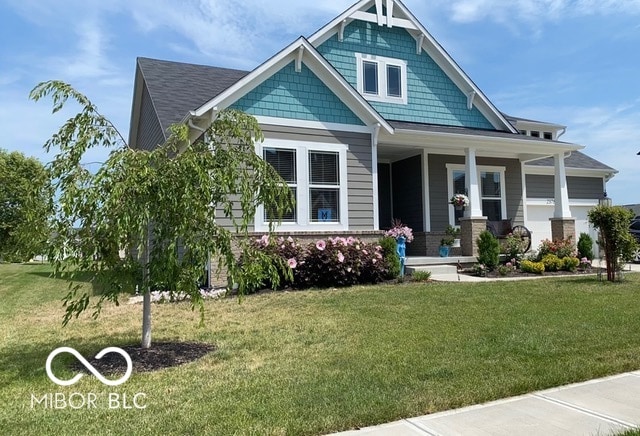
[356,53,407,104]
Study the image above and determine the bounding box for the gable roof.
[129,57,248,144]
[307,0,518,134]
[188,37,393,134]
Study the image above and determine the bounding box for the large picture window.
[356,53,407,104]
[447,164,507,226]
[257,140,348,231]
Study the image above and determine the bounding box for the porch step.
[404,256,476,277]
[406,264,458,275]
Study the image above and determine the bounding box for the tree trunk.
[142,288,151,348]
[141,223,152,348]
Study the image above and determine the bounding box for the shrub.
[541,254,563,272]
[589,205,638,281]
[472,263,487,277]
[411,270,432,282]
[502,233,527,261]
[497,262,516,276]
[249,235,390,290]
[537,237,577,259]
[477,231,500,270]
[520,260,545,274]
[563,256,580,272]
[577,233,594,260]
[379,236,401,279]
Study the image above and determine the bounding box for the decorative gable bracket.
[349,0,418,30]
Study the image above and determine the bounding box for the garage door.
[526,201,598,254]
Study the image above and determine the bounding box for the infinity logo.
[45,347,133,387]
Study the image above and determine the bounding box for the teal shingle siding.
[231,61,364,126]
[317,20,494,129]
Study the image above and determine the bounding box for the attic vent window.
[356,53,407,104]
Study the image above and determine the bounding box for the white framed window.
[355,53,408,104]
[256,139,349,232]
[446,164,507,226]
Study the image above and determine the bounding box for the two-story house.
[128,0,616,263]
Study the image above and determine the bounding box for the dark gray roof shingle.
[526,150,616,171]
[137,57,249,138]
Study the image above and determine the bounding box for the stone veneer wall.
[406,232,462,257]
[550,218,576,242]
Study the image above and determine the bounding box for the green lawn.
[1,263,640,435]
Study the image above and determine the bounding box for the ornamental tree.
[588,205,637,281]
[0,149,51,262]
[31,81,293,348]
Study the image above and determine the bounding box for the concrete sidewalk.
[429,262,640,283]
[333,372,640,436]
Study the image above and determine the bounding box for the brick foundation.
[550,218,576,242]
[460,217,488,257]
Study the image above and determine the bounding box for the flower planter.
[439,245,450,257]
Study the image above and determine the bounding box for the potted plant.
[445,225,461,248]
[385,219,414,276]
[439,235,455,257]
[450,193,469,211]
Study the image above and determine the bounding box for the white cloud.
[441,0,640,25]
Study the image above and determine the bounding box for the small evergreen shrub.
[577,233,594,260]
[477,231,500,270]
[520,260,545,274]
[563,256,580,272]
[541,254,563,272]
[379,236,401,279]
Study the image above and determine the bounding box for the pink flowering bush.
[385,219,414,243]
[537,237,577,259]
[247,235,395,291]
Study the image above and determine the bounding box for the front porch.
[374,125,581,256]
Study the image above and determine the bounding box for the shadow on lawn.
[0,333,139,386]
[0,334,216,387]
[26,269,136,297]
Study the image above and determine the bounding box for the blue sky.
[1,0,639,204]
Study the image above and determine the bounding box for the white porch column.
[465,147,483,217]
[553,153,572,218]
[371,124,381,230]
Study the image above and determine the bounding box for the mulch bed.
[71,342,216,374]
[459,267,605,279]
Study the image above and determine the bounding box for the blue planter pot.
[439,245,450,257]
[396,236,406,277]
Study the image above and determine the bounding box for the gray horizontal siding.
[526,175,604,199]
[261,125,374,231]
[135,83,165,151]
[428,154,523,231]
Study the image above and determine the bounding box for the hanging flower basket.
[450,193,469,210]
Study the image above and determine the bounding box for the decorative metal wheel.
[511,225,532,253]
[633,247,640,264]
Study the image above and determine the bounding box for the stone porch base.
[550,218,576,242]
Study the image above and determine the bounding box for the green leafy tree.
[31,81,293,348]
[588,205,637,281]
[0,149,51,262]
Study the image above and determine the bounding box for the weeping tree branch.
[32,80,294,347]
